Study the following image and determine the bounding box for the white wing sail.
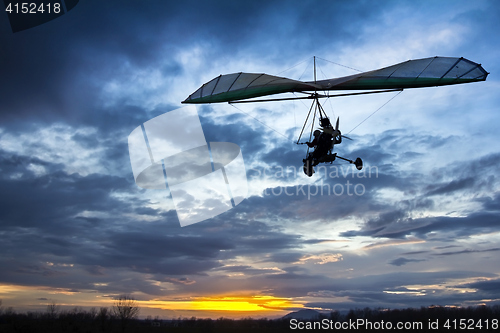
[183,57,488,104]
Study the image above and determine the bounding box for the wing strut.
[228,89,403,104]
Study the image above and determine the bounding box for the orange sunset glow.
[140,295,303,316]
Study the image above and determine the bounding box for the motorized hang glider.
[182,56,488,176]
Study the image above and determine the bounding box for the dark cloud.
[388,257,426,266]
[1,114,495,306]
[462,279,500,293]
[85,265,106,276]
[341,212,500,240]
[0,0,390,127]
[0,145,314,292]
[0,156,133,228]
[435,248,500,257]
[400,250,430,255]
[477,193,500,212]
[213,265,281,276]
[261,270,499,310]
[199,112,267,161]
[261,147,304,170]
[338,148,500,239]
[266,252,303,264]
[426,177,476,196]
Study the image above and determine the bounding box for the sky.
[1,0,500,319]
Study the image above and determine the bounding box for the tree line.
[0,295,140,333]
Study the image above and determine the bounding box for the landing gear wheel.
[354,157,363,170]
[303,159,314,177]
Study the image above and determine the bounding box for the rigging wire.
[306,105,317,157]
[320,64,336,122]
[326,93,336,122]
[298,61,313,81]
[316,56,364,73]
[346,90,403,135]
[229,103,294,143]
[295,97,314,143]
[316,62,336,121]
[277,56,314,76]
[292,92,314,142]
[293,98,297,143]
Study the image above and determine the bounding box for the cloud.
[435,248,500,257]
[426,177,476,196]
[388,257,426,267]
[462,279,500,293]
[297,254,343,265]
[214,265,283,276]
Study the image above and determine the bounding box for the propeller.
[335,117,353,140]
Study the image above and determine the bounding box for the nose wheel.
[354,157,363,170]
[335,155,363,171]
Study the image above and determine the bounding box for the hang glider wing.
[314,56,488,91]
[182,57,488,104]
[182,73,320,104]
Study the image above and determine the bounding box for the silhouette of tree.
[112,294,139,333]
[46,301,59,319]
[98,306,110,331]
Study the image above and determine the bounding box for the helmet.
[320,117,332,128]
[313,130,321,137]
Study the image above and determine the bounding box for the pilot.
[303,129,329,176]
[306,130,332,165]
[306,130,322,149]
